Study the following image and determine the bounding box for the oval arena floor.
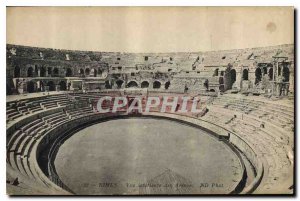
[54,118,242,195]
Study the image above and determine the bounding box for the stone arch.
[165,81,171,89]
[141,81,150,88]
[79,68,84,76]
[47,67,52,76]
[219,77,225,92]
[268,68,273,80]
[91,68,97,77]
[14,66,20,78]
[153,81,161,89]
[66,68,73,77]
[214,68,219,76]
[27,81,36,93]
[40,66,46,77]
[85,68,90,76]
[53,68,59,76]
[59,80,67,91]
[283,67,290,82]
[47,81,56,91]
[263,66,268,75]
[98,69,103,77]
[34,65,38,76]
[242,69,248,80]
[116,80,124,89]
[255,68,262,84]
[27,67,34,77]
[105,80,111,89]
[227,69,236,89]
[127,81,138,88]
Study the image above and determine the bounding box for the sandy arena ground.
[55,118,242,195]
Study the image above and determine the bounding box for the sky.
[6,7,294,53]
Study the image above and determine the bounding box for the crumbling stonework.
[6,44,294,97]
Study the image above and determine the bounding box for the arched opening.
[214,68,219,76]
[47,81,56,91]
[165,81,170,90]
[229,69,236,89]
[14,66,20,78]
[153,81,161,89]
[34,65,38,76]
[127,81,138,88]
[66,68,72,77]
[98,69,103,77]
[184,85,189,93]
[85,68,90,76]
[91,68,97,77]
[105,80,111,89]
[40,67,46,77]
[27,81,35,93]
[79,68,84,76]
[219,77,224,92]
[263,67,267,75]
[27,67,34,77]
[59,81,67,91]
[255,68,262,84]
[219,77,224,84]
[230,69,236,83]
[242,69,248,80]
[116,80,124,89]
[283,67,290,82]
[268,68,273,80]
[204,79,209,90]
[209,89,215,92]
[48,67,52,76]
[141,81,149,88]
[53,68,59,77]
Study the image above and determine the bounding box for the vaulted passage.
[126,81,138,88]
[91,68,97,77]
[153,81,161,89]
[27,81,35,93]
[27,67,34,77]
[66,68,73,77]
[268,68,273,80]
[116,80,124,89]
[40,67,46,77]
[85,68,90,76]
[165,81,170,89]
[53,68,59,77]
[59,81,67,91]
[141,81,149,88]
[47,81,56,91]
[14,66,20,78]
[242,69,248,81]
[283,67,290,82]
[255,68,262,84]
[79,68,84,76]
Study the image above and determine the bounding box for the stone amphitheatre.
[6,44,294,195]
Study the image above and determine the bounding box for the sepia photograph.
[5,6,295,195]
